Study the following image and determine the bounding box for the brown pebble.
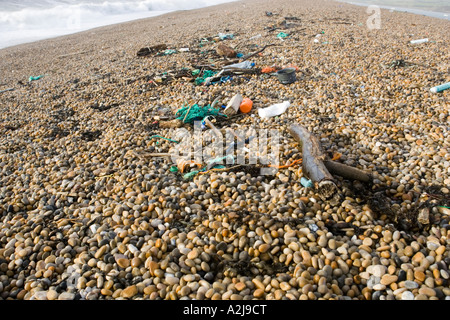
[418,287,436,297]
[253,288,265,298]
[414,270,426,282]
[122,285,138,298]
[381,274,398,286]
[101,289,113,296]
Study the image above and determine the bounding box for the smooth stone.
[58,292,75,300]
[367,276,380,289]
[47,289,59,300]
[34,291,48,300]
[381,274,398,286]
[370,265,386,277]
[165,276,180,286]
[401,291,415,300]
[418,287,436,297]
[122,285,138,298]
[404,280,419,289]
[373,284,386,291]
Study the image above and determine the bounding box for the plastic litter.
[223,61,255,69]
[163,49,177,55]
[410,38,428,44]
[195,70,217,85]
[261,66,278,73]
[258,101,290,118]
[249,34,262,40]
[300,177,314,188]
[277,32,289,39]
[430,82,450,93]
[149,135,179,144]
[276,68,296,84]
[178,48,190,52]
[29,75,44,82]
[206,154,235,170]
[218,33,234,40]
[239,98,253,113]
[175,103,223,124]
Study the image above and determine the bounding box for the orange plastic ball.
[240,98,253,113]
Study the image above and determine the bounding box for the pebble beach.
[0,0,449,302]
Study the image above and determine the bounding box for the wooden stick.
[241,44,276,61]
[289,124,340,203]
[324,160,371,182]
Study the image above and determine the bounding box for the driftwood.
[289,124,340,204]
[241,44,276,61]
[289,124,371,204]
[323,160,371,183]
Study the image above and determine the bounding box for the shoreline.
[1,0,449,51]
[337,0,450,20]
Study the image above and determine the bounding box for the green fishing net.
[194,70,217,85]
[175,104,222,124]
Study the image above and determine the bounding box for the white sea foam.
[0,0,237,49]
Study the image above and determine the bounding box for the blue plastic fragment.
[300,177,313,188]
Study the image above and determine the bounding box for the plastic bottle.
[430,82,450,93]
[410,38,428,44]
[257,101,290,118]
[223,61,255,69]
[239,98,253,113]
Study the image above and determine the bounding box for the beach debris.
[276,32,289,39]
[0,88,14,94]
[136,44,167,56]
[261,66,279,73]
[289,124,341,204]
[149,135,179,144]
[410,38,429,44]
[239,98,253,113]
[258,101,290,118]
[430,82,450,93]
[218,32,234,40]
[289,124,373,204]
[216,43,237,58]
[249,34,262,40]
[224,93,243,116]
[300,177,314,188]
[159,119,184,128]
[194,70,218,85]
[223,61,254,70]
[176,158,202,173]
[240,44,276,61]
[29,75,44,82]
[178,48,190,52]
[160,49,177,56]
[276,67,297,84]
[175,103,223,124]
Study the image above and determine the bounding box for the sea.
[0,0,448,49]
[0,0,238,49]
